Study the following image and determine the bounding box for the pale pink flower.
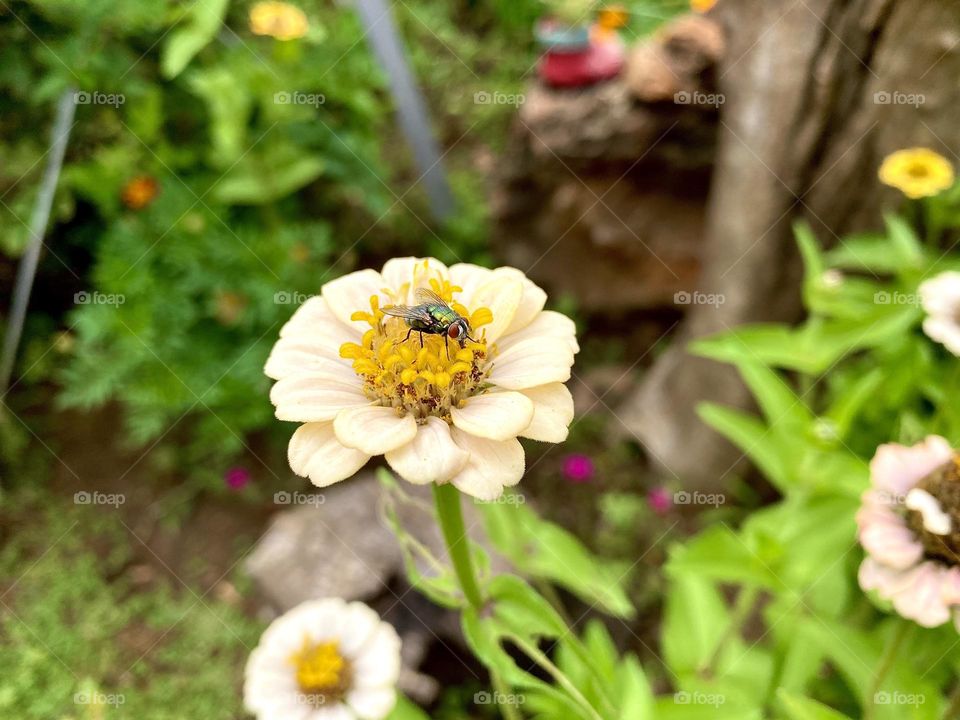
[857,436,960,629]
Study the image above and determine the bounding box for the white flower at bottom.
[919,271,960,356]
[856,436,960,629]
[244,598,401,720]
[265,257,579,500]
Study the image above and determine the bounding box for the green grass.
[0,489,263,720]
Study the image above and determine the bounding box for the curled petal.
[385,417,468,484]
[288,422,370,487]
[469,275,523,344]
[889,562,953,627]
[334,405,418,455]
[451,392,534,441]
[869,436,952,496]
[449,429,524,501]
[497,310,579,354]
[491,267,547,335]
[518,383,575,442]
[858,519,924,570]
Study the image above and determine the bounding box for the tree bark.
[621,0,960,488]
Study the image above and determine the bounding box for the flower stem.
[506,633,604,720]
[865,621,911,720]
[433,484,518,720]
[432,483,484,609]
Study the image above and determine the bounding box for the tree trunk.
[621,0,960,488]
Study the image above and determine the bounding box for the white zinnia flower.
[244,598,401,720]
[265,257,578,500]
[919,271,960,356]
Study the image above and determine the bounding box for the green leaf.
[160,0,230,79]
[615,655,654,719]
[486,575,567,640]
[479,501,633,618]
[386,695,431,720]
[696,403,792,489]
[661,573,729,675]
[187,67,253,166]
[212,149,325,204]
[667,525,779,589]
[776,689,853,720]
[735,361,812,428]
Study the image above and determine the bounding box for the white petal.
[347,687,397,720]
[380,257,419,305]
[385,417,468,484]
[279,296,359,340]
[905,488,952,535]
[288,423,370,487]
[487,337,575,391]
[469,275,522,344]
[923,317,960,356]
[272,375,372,423]
[448,263,494,307]
[492,268,547,335]
[333,406,418,455]
[518,383,574,442]
[322,269,386,331]
[313,705,357,720]
[449,428,525,501]
[870,436,953,496]
[451,392,534,441]
[336,602,383,657]
[352,623,402,689]
[266,337,358,383]
[497,310,579,354]
[890,562,952,627]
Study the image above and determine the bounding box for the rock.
[244,475,402,611]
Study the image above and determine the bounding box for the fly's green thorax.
[426,304,460,325]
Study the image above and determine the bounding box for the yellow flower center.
[290,639,350,699]
[339,279,495,422]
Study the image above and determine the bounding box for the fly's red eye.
[448,324,461,339]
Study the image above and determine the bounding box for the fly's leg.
[394,328,415,347]
[418,331,424,349]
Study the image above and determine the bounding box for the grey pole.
[0,88,77,394]
[354,0,456,222]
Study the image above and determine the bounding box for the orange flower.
[121,176,159,210]
[597,5,628,30]
[691,0,717,13]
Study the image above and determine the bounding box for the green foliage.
[0,490,263,719]
[663,210,960,718]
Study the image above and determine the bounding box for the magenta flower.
[647,486,672,516]
[562,454,595,483]
[225,466,251,491]
[857,436,960,629]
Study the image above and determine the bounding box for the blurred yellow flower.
[691,0,717,12]
[879,148,955,199]
[249,1,308,41]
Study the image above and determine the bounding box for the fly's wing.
[382,303,437,326]
[414,287,452,308]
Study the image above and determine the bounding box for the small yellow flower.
[879,148,955,199]
[249,1,308,41]
[691,0,717,12]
